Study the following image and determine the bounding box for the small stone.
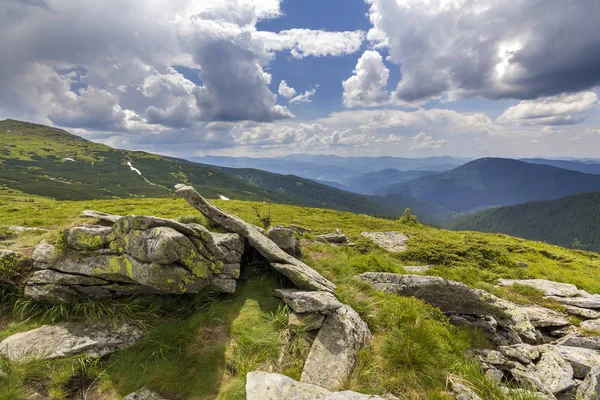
[273,289,343,314]
[452,383,482,400]
[289,225,312,235]
[32,240,56,264]
[266,226,302,258]
[317,233,349,244]
[124,387,168,400]
[485,368,504,383]
[288,312,325,332]
[517,262,529,268]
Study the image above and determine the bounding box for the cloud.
[497,92,599,125]
[257,29,365,58]
[342,50,390,107]
[278,81,297,99]
[410,132,449,150]
[290,87,317,103]
[366,0,600,103]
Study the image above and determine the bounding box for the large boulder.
[532,351,575,395]
[0,322,143,361]
[25,215,245,303]
[274,289,343,314]
[557,335,600,351]
[521,306,570,328]
[577,367,600,400]
[246,371,388,400]
[301,305,371,390]
[553,346,600,379]
[360,232,408,253]
[359,273,538,344]
[266,226,303,258]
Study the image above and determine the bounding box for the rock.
[521,306,570,328]
[0,322,144,361]
[402,265,433,273]
[359,273,538,344]
[497,279,583,298]
[581,319,600,331]
[288,312,326,332]
[533,351,575,395]
[27,269,109,286]
[274,289,343,314]
[510,370,557,398]
[577,367,600,400]
[557,335,600,350]
[289,224,312,235]
[266,226,302,258]
[246,371,388,399]
[82,210,122,224]
[32,240,56,264]
[65,225,114,251]
[498,343,541,364]
[564,306,600,319]
[301,305,371,390]
[554,345,600,379]
[517,262,529,268]
[546,295,600,310]
[317,233,350,244]
[360,232,408,253]
[124,387,168,400]
[175,184,336,293]
[452,383,482,400]
[485,368,504,383]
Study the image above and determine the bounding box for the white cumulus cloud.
[342,50,390,107]
[410,132,449,150]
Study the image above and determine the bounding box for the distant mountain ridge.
[447,192,600,252]
[379,158,600,212]
[520,158,600,175]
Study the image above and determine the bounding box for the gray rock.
[485,368,504,384]
[499,343,541,364]
[124,387,168,400]
[517,262,529,268]
[64,225,114,251]
[359,273,538,344]
[554,345,600,379]
[581,319,600,331]
[452,383,482,400]
[81,210,122,224]
[27,270,109,286]
[557,335,600,350]
[266,226,302,258]
[563,306,600,319]
[360,232,408,253]
[497,279,583,298]
[521,306,570,328]
[247,371,388,399]
[301,305,371,390]
[175,184,336,293]
[289,224,312,235]
[546,295,600,310]
[317,233,350,244]
[274,289,343,314]
[32,240,56,264]
[533,351,575,395]
[577,367,600,400]
[288,312,326,332]
[510,370,557,398]
[0,322,144,361]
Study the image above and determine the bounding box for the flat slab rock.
[497,279,584,297]
[0,322,144,361]
[577,366,600,400]
[301,305,371,390]
[360,232,408,253]
[247,371,389,400]
[274,289,343,314]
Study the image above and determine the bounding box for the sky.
[1,0,600,159]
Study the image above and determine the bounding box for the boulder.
[577,367,600,400]
[175,184,336,293]
[0,322,143,361]
[546,295,600,310]
[581,319,600,331]
[359,273,538,343]
[497,279,583,297]
[288,312,326,332]
[563,306,600,320]
[498,343,541,365]
[317,232,350,244]
[266,226,303,258]
[274,289,343,314]
[521,306,570,328]
[289,224,312,235]
[360,232,408,253]
[532,351,575,395]
[557,335,600,351]
[301,305,371,390]
[554,345,600,379]
[124,388,168,400]
[452,383,482,400]
[246,371,388,400]
[82,210,122,224]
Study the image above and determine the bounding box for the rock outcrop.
[175,184,336,293]
[25,215,244,303]
[246,371,388,400]
[0,322,143,361]
[274,289,343,314]
[360,232,408,253]
[359,273,538,344]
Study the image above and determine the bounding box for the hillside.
[380,157,600,212]
[521,158,600,174]
[1,190,599,399]
[336,169,437,195]
[0,120,286,202]
[216,166,451,224]
[447,191,600,252]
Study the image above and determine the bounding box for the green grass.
[1,193,600,399]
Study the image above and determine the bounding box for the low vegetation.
[1,189,598,399]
